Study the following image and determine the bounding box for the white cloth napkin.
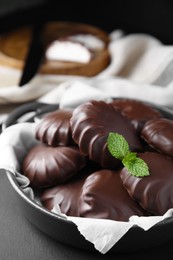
[0,122,173,254]
[1,31,173,111]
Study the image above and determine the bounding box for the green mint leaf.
[122,155,150,177]
[122,152,137,164]
[107,132,130,160]
[107,132,150,178]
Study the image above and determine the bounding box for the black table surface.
[1,171,173,260]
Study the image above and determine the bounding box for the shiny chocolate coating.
[22,143,87,188]
[35,109,73,146]
[70,100,143,169]
[40,166,94,215]
[78,169,147,221]
[40,169,146,221]
[141,118,173,158]
[112,99,163,133]
[120,152,173,215]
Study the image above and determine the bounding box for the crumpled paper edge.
[52,204,173,254]
[0,122,173,254]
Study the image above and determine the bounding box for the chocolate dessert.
[120,152,173,215]
[40,165,96,215]
[141,118,173,158]
[21,98,173,221]
[112,99,163,133]
[70,100,143,168]
[22,144,87,188]
[35,109,73,146]
[78,169,147,221]
[40,169,147,221]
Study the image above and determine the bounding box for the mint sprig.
[107,132,149,177]
[107,132,130,160]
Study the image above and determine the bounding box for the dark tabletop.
[1,171,173,260]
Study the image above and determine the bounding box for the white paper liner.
[0,122,173,254]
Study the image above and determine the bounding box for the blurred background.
[0,0,173,44]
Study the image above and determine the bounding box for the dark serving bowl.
[3,100,173,254]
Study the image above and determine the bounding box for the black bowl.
[3,100,173,254]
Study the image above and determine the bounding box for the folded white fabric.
[0,31,173,112]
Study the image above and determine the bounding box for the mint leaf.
[107,132,130,160]
[123,156,150,177]
[107,132,150,177]
[122,152,137,164]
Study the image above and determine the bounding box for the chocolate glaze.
[35,109,73,146]
[40,173,87,215]
[141,118,173,158]
[120,152,173,215]
[70,100,143,169]
[40,164,99,215]
[41,168,147,221]
[22,143,87,188]
[79,169,147,221]
[112,99,163,133]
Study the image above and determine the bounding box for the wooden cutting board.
[0,22,110,76]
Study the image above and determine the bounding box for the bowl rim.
[6,163,173,254]
[6,170,68,222]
